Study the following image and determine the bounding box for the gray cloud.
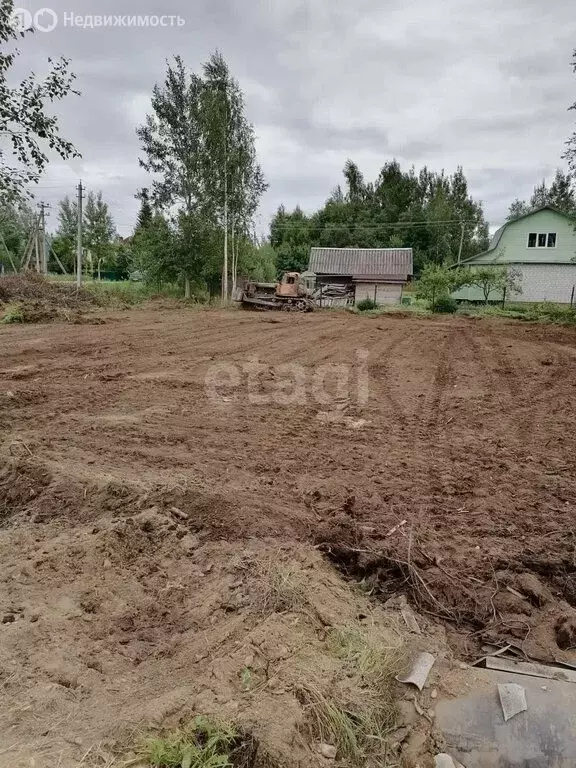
[9,0,576,235]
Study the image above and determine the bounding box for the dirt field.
[2,307,576,766]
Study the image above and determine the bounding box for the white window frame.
[527,232,557,249]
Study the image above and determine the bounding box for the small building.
[308,247,413,306]
[454,205,576,303]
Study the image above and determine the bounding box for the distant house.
[308,247,413,306]
[454,205,576,303]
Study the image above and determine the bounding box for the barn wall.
[354,282,402,305]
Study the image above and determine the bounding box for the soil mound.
[0,273,100,323]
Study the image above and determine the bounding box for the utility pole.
[76,180,84,287]
[38,202,49,275]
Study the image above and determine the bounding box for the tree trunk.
[231,221,236,294]
[184,276,191,299]
[222,161,228,302]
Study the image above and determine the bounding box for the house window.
[527,232,557,248]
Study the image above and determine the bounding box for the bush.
[356,298,378,312]
[430,296,458,314]
[526,302,576,324]
[0,303,25,324]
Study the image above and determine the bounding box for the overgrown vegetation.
[460,301,576,325]
[0,301,24,323]
[430,295,458,314]
[135,716,246,768]
[356,297,378,312]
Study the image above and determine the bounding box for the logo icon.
[10,7,32,31]
[33,7,58,32]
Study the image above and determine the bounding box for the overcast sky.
[13,0,576,235]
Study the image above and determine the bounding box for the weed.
[136,716,238,768]
[0,302,25,324]
[296,680,393,766]
[328,627,401,696]
[240,666,253,692]
[255,558,310,616]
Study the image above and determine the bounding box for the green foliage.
[136,52,267,296]
[467,264,522,304]
[415,264,470,306]
[356,298,378,312]
[83,191,117,273]
[431,296,458,314]
[525,302,576,324]
[507,169,576,218]
[138,716,237,768]
[0,302,24,323]
[459,302,576,325]
[270,162,489,274]
[0,0,80,203]
[0,199,35,271]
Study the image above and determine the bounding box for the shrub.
[0,303,25,324]
[356,298,378,312]
[430,296,457,314]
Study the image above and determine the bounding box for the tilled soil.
[2,307,576,764]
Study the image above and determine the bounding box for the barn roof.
[309,247,413,278]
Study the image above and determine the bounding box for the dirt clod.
[555,615,576,650]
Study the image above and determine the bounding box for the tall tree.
[530,180,549,209]
[506,170,576,219]
[548,169,576,214]
[507,199,530,220]
[135,188,153,231]
[51,195,78,271]
[137,55,204,297]
[137,52,267,297]
[271,161,489,274]
[83,191,116,277]
[200,51,267,295]
[0,0,79,202]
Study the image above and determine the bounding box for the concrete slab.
[436,668,576,767]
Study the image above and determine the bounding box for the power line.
[269,219,480,230]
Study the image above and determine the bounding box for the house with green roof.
[453,205,576,303]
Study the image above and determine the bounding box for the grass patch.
[254,558,311,616]
[0,302,25,324]
[458,301,576,325]
[134,716,252,768]
[328,627,401,695]
[296,680,396,766]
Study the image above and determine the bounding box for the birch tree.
[201,51,267,296]
[137,56,204,297]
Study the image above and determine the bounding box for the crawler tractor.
[234,272,315,312]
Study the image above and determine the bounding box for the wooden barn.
[308,247,413,306]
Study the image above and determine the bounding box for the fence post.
[571,286,575,309]
[502,286,507,309]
